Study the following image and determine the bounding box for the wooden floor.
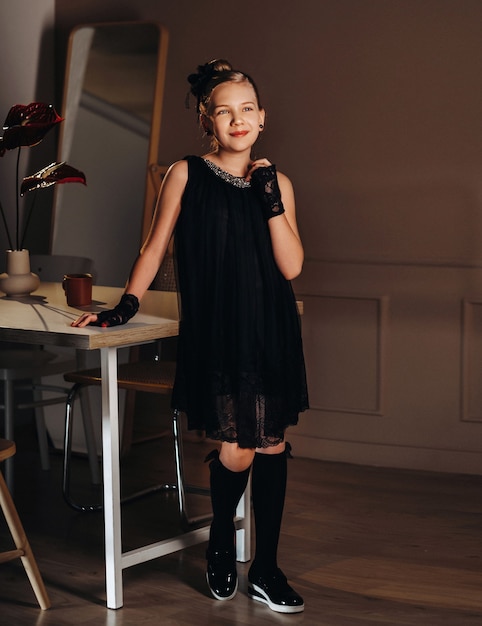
[1,400,482,625]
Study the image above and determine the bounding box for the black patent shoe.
[206,550,238,601]
[248,568,304,613]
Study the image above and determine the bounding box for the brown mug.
[62,273,93,307]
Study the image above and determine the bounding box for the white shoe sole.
[248,583,305,613]
[206,572,238,601]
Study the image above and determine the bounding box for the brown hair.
[187,58,262,115]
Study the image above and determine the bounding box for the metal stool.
[62,360,211,529]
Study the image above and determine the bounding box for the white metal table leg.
[101,346,124,610]
[98,347,250,609]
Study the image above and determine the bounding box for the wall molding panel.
[461,299,482,422]
[293,260,482,474]
[299,293,388,416]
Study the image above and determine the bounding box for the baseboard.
[287,433,482,475]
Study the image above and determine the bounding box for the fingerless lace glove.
[250,164,285,221]
[91,293,139,327]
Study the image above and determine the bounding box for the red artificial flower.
[0,102,63,155]
[20,162,87,195]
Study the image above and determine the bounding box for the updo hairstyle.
[187,59,262,116]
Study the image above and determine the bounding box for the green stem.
[20,192,38,250]
[0,197,14,249]
[15,147,21,250]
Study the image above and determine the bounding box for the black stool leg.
[172,408,211,530]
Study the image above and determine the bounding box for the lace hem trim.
[202,158,251,188]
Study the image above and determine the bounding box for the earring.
[259,124,264,130]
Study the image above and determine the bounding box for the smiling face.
[202,80,265,153]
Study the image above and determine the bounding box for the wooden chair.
[0,439,50,610]
[0,255,99,492]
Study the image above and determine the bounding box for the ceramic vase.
[0,249,40,297]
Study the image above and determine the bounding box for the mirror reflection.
[51,22,168,287]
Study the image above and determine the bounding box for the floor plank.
[1,400,482,625]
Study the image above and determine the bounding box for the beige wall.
[4,1,482,472]
[54,0,482,261]
[0,0,56,258]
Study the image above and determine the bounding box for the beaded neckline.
[202,158,251,188]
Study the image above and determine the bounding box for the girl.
[72,59,308,614]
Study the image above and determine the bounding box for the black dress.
[171,156,308,448]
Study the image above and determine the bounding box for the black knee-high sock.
[207,451,251,555]
[250,450,287,576]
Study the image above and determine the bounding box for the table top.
[0,282,179,350]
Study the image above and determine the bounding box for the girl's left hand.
[245,158,272,182]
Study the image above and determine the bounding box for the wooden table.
[0,282,250,609]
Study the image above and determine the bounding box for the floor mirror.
[51,21,169,287]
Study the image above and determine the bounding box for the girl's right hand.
[245,157,273,181]
[249,163,286,221]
